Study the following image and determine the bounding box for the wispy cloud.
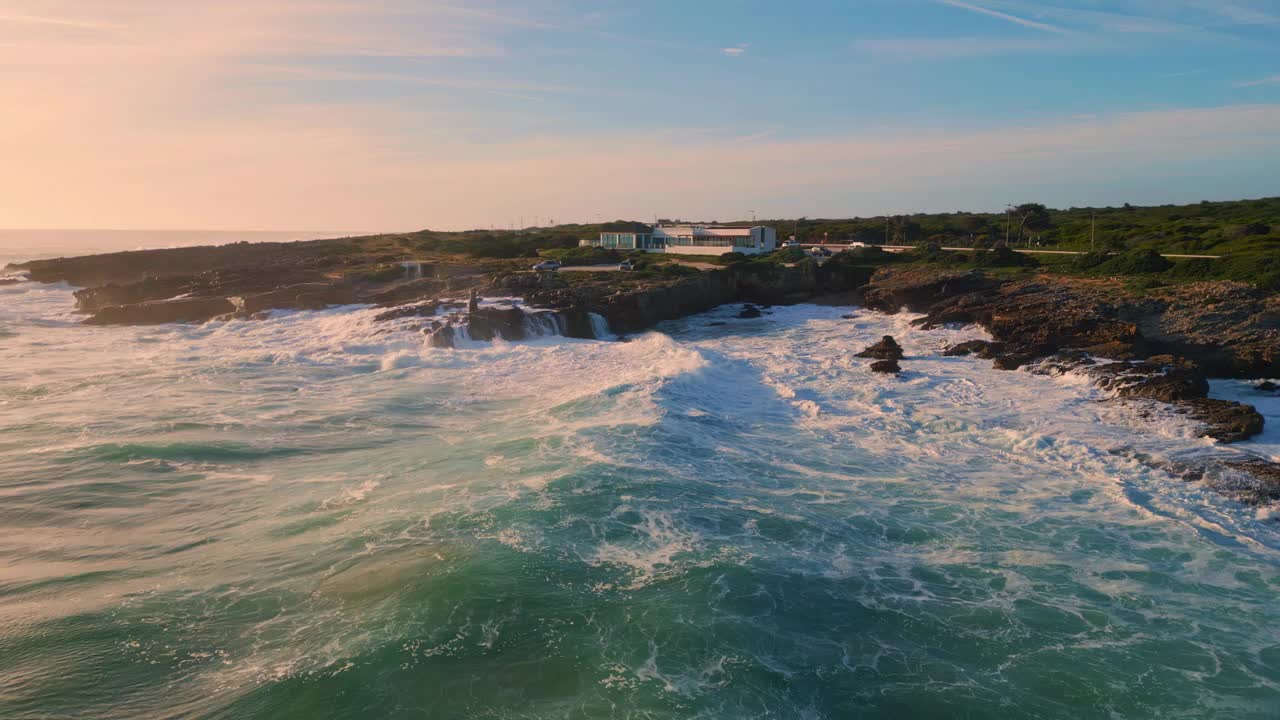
[936,0,1069,34]
[1187,1,1280,26]
[0,11,124,29]
[853,36,1073,59]
[1234,74,1280,87]
[721,43,749,57]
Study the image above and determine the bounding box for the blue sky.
[0,0,1277,231]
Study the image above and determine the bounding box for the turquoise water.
[1,275,1279,719]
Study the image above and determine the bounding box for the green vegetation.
[539,245,620,264]
[337,200,1277,291]
[759,197,1279,258]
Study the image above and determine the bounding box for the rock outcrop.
[861,267,1278,379]
[870,359,901,374]
[82,297,238,326]
[856,335,904,360]
[1028,352,1265,443]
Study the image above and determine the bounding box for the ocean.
[1,239,1279,718]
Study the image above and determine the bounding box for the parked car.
[781,240,800,249]
[619,259,636,271]
[809,247,833,257]
[531,260,561,271]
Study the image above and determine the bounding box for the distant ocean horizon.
[0,228,375,266]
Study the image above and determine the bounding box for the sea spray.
[0,291,1278,719]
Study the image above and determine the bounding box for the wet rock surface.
[856,335,904,360]
[1026,352,1264,443]
[82,297,239,326]
[869,359,901,374]
[1182,399,1266,443]
[863,267,1278,379]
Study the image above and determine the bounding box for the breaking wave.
[1,287,1278,719]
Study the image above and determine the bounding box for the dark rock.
[1183,399,1265,443]
[861,269,994,314]
[375,301,439,323]
[84,296,237,325]
[467,306,525,341]
[426,322,456,349]
[856,335,904,360]
[992,352,1038,371]
[1080,341,1139,360]
[1258,381,1278,393]
[598,272,739,334]
[1223,461,1280,506]
[232,283,359,314]
[555,307,597,340]
[74,276,190,312]
[870,359,901,374]
[1026,350,1095,377]
[943,340,994,357]
[1088,361,1209,403]
[737,304,763,319]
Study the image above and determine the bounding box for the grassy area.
[758,197,1279,257]
[883,246,1279,291]
[292,197,1278,292]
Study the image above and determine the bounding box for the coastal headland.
[7,226,1277,508]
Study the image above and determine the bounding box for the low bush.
[971,247,1038,268]
[1072,251,1113,270]
[1095,249,1174,275]
[541,246,621,264]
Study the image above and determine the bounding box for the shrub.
[542,246,621,264]
[763,247,809,264]
[715,252,749,265]
[1073,251,1113,270]
[1094,249,1173,275]
[841,245,899,263]
[971,247,1038,268]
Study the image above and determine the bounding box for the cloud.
[1234,74,1280,87]
[853,36,1073,59]
[721,43,749,56]
[3,99,1277,230]
[936,0,1069,34]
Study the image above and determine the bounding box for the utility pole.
[1090,211,1096,251]
[1004,206,1012,247]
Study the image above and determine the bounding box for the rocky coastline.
[8,244,1277,508]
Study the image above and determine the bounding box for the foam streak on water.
[1,283,1278,719]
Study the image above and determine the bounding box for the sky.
[0,0,1278,233]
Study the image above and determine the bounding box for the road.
[802,244,1222,260]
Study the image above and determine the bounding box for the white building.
[587,224,777,256]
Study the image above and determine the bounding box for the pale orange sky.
[2,0,1278,233]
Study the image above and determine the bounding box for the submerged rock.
[1224,461,1280,507]
[991,352,1039,371]
[1257,381,1278,393]
[1182,399,1265,443]
[870,359,901,374]
[856,335,904,360]
[737,304,763,319]
[943,340,995,357]
[425,322,456,349]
